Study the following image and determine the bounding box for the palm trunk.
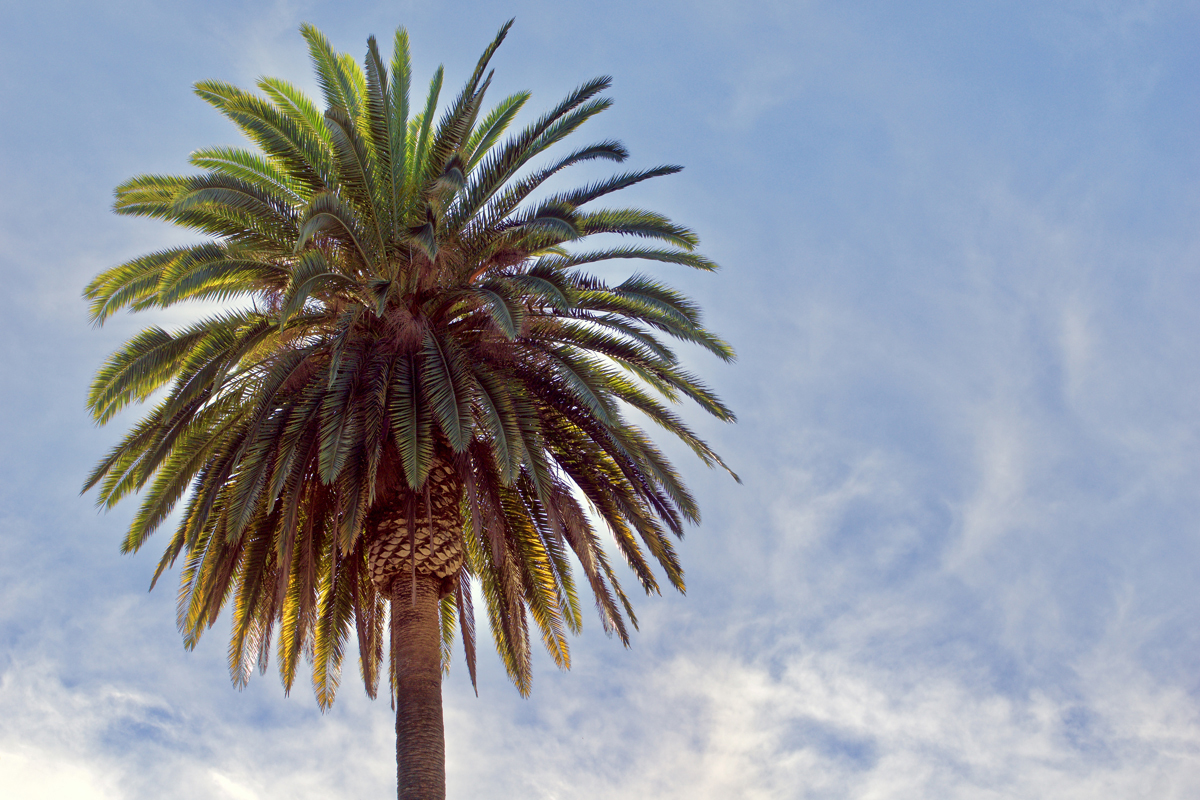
[391,574,446,800]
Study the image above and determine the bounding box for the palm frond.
[84,21,735,709]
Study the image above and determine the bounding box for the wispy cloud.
[0,659,397,800]
[442,634,1200,799]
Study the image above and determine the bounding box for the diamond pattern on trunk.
[368,461,465,592]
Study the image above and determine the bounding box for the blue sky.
[3,1,1200,797]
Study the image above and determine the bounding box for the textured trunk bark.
[392,573,446,800]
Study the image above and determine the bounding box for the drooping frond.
[83,20,736,706]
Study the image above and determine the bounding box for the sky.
[3,0,1200,797]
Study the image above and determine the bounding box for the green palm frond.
[84,20,736,706]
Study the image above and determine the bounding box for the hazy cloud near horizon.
[3,1,1200,797]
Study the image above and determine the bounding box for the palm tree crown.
[84,19,735,798]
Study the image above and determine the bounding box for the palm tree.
[83,20,735,800]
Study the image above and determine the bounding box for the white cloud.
[443,634,1200,799]
[948,409,1031,573]
[209,771,262,800]
[0,748,121,800]
[0,659,397,800]
[5,613,1198,800]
